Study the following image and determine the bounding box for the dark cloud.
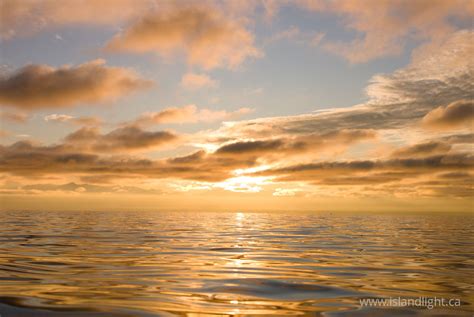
[422,100,474,129]
[438,133,474,144]
[256,154,474,184]
[214,129,376,158]
[391,141,451,158]
[0,141,257,182]
[216,139,287,155]
[62,126,179,153]
[0,59,152,109]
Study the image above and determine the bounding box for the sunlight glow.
[215,176,273,193]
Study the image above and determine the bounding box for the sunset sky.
[0,0,472,212]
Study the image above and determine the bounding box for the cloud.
[366,31,474,105]
[265,25,300,44]
[44,114,74,122]
[310,32,325,46]
[0,0,151,39]
[180,72,218,90]
[44,114,102,126]
[20,182,161,195]
[0,141,257,182]
[106,5,262,70]
[62,126,178,153]
[0,129,11,138]
[128,105,253,127]
[256,153,474,185]
[391,141,452,158]
[0,21,472,201]
[422,100,474,130]
[438,133,474,145]
[0,59,152,110]
[320,0,473,63]
[0,111,28,123]
[205,31,471,143]
[261,0,472,62]
[214,129,376,159]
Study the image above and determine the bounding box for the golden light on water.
[0,211,473,315]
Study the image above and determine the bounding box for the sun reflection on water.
[0,211,472,315]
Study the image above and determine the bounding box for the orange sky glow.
[0,0,472,212]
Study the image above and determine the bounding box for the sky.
[0,0,473,212]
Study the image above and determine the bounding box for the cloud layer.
[0,4,472,206]
[127,105,253,127]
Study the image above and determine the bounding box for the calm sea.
[0,211,472,316]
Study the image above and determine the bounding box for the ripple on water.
[0,211,473,316]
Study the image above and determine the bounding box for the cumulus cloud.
[422,100,474,129]
[106,5,262,70]
[62,126,178,153]
[0,59,152,110]
[180,72,218,90]
[0,15,472,201]
[128,105,253,127]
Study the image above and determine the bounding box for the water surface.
[0,211,473,316]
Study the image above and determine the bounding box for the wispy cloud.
[44,114,102,126]
[180,72,218,90]
[126,105,253,127]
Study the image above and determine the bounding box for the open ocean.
[0,211,472,316]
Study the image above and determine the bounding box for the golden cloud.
[321,0,473,63]
[0,0,151,39]
[128,105,253,127]
[106,5,262,70]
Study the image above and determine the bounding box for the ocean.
[0,210,472,316]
